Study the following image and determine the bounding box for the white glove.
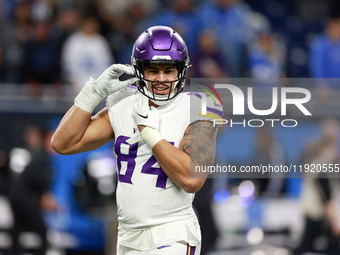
[75,64,138,113]
[133,95,160,130]
[127,96,163,148]
[92,64,138,97]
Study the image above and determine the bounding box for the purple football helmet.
[131,26,190,104]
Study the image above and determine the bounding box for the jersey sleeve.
[189,92,224,125]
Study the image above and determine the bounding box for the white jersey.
[107,87,223,249]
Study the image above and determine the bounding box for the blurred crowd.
[1,0,340,97]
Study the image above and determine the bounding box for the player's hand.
[128,95,163,148]
[75,64,138,113]
[92,64,139,97]
[133,96,160,131]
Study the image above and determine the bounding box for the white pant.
[117,242,200,255]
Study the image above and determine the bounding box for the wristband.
[74,80,104,113]
[141,127,164,149]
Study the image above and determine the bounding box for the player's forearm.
[152,140,206,193]
[51,105,92,154]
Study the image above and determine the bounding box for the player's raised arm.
[51,64,138,155]
[153,121,217,193]
[132,95,217,193]
[180,120,217,173]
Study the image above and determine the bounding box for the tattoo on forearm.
[182,142,190,155]
[181,121,217,166]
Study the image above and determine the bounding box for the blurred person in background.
[310,12,340,101]
[107,2,146,64]
[8,124,58,255]
[191,28,228,78]
[246,12,287,84]
[61,14,114,95]
[21,20,63,98]
[294,118,340,255]
[199,0,253,77]
[0,0,32,83]
[147,0,203,56]
[252,126,286,198]
[53,3,80,49]
[103,0,158,64]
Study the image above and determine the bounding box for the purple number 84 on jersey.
[114,136,173,189]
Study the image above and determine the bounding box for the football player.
[52,26,222,255]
